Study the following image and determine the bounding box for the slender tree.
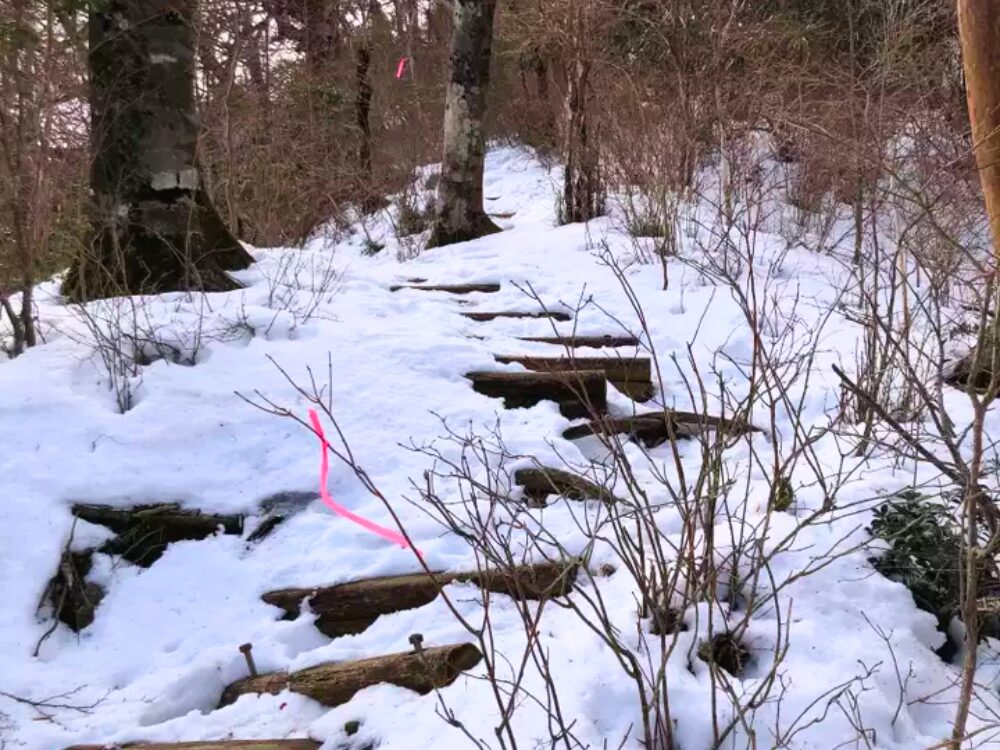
[63,0,254,301]
[427,0,501,248]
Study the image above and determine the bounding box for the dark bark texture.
[427,0,501,248]
[262,561,578,637]
[219,643,483,707]
[64,0,253,301]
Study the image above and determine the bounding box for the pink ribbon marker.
[395,56,408,79]
[308,409,418,554]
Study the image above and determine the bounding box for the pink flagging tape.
[308,409,417,553]
[395,56,408,79]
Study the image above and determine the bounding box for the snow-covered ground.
[2,147,999,749]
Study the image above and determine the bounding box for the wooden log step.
[462,310,573,322]
[517,334,641,349]
[466,370,606,419]
[494,355,653,401]
[219,643,483,708]
[68,742,319,750]
[562,411,760,447]
[262,561,578,638]
[73,503,244,567]
[389,282,501,294]
[514,467,618,505]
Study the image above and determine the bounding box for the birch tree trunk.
[427,0,501,248]
[63,0,253,301]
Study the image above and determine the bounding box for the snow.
[1,145,999,749]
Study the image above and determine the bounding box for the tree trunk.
[562,54,603,224]
[304,0,339,75]
[355,38,377,212]
[63,0,253,302]
[427,0,501,248]
[959,0,1000,257]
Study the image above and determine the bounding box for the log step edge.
[389,283,501,293]
[66,741,320,750]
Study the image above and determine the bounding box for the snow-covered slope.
[2,147,998,750]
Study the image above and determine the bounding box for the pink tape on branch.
[308,409,417,553]
[395,56,408,79]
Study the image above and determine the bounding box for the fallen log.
[389,282,501,294]
[262,561,578,637]
[514,467,618,505]
[72,503,243,566]
[494,355,653,401]
[562,411,760,447]
[65,743,315,750]
[219,643,483,708]
[462,310,572,322]
[945,346,999,394]
[466,370,606,418]
[517,334,640,349]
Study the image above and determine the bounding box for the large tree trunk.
[561,5,603,225]
[63,0,253,302]
[304,0,340,75]
[959,0,1000,256]
[562,55,603,224]
[427,0,501,248]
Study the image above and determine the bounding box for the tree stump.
[466,370,606,418]
[73,503,243,566]
[262,561,578,638]
[219,643,483,708]
[46,549,105,632]
[494,355,653,401]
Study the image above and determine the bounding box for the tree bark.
[304,0,340,74]
[427,0,501,248]
[219,643,483,707]
[562,55,603,224]
[63,0,254,301]
[262,561,579,638]
[959,0,1000,256]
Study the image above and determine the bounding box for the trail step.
[517,334,640,349]
[514,468,618,505]
[66,744,316,750]
[389,282,501,294]
[462,310,572,322]
[495,355,653,401]
[466,370,606,418]
[563,411,760,447]
[263,561,578,638]
[72,503,243,567]
[219,643,483,708]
